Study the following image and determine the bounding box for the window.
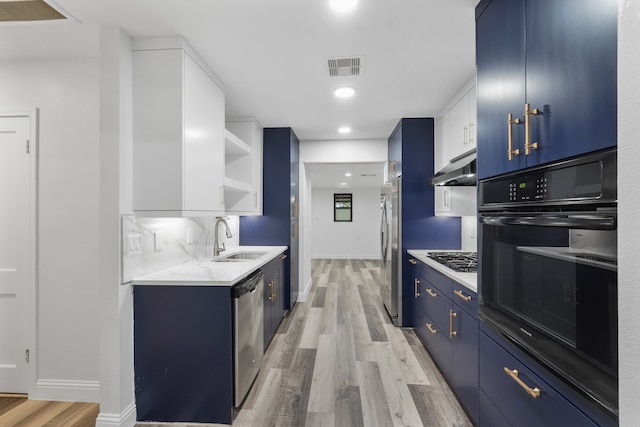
[334,193,352,222]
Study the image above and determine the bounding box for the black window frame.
[334,193,353,222]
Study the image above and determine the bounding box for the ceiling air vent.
[0,0,66,22]
[327,56,365,77]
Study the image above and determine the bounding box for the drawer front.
[421,265,453,297]
[479,389,510,427]
[418,312,452,377]
[421,279,452,335]
[451,283,478,317]
[479,331,598,427]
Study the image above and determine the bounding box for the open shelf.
[224,129,251,157]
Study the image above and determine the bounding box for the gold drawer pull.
[267,280,274,301]
[504,367,541,399]
[426,323,437,334]
[449,309,457,338]
[524,103,540,155]
[409,258,417,265]
[426,288,437,298]
[454,290,472,302]
[280,254,288,260]
[414,278,421,298]
[507,113,521,160]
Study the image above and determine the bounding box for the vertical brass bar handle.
[390,160,396,177]
[449,309,457,338]
[267,281,274,301]
[524,103,540,155]
[414,278,421,298]
[503,367,541,398]
[507,113,521,160]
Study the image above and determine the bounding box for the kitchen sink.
[211,251,267,262]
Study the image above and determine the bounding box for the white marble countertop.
[131,246,288,287]
[407,249,477,293]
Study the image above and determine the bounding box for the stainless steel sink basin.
[211,251,266,262]
[224,252,266,260]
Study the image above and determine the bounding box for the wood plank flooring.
[0,394,99,426]
[139,258,472,427]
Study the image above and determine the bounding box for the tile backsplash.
[121,215,239,283]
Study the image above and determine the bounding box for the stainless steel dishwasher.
[232,269,264,407]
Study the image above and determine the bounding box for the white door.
[0,114,32,393]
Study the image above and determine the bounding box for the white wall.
[0,58,101,399]
[311,187,381,259]
[301,139,388,163]
[618,1,640,425]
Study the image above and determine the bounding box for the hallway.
[231,259,471,427]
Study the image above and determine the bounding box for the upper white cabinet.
[133,37,226,217]
[224,119,263,215]
[435,79,477,172]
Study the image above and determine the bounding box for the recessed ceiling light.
[330,0,357,13]
[334,86,355,98]
[338,126,351,134]
[340,182,348,186]
[345,173,352,177]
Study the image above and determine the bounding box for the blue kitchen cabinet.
[391,119,461,326]
[479,323,618,427]
[411,258,479,425]
[475,0,617,179]
[263,253,286,349]
[133,285,233,424]
[240,128,299,310]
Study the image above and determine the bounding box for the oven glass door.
[479,212,618,374]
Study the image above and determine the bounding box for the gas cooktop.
[427,251,477,273]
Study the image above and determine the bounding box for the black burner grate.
[427,252,477,273]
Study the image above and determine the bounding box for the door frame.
[1,108,39,396]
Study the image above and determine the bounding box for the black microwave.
[478,148,618,419]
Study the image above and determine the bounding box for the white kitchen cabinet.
[434,186,476,217]
[224,119,263,215]
[435,79,477,172]
[132,37,226,217]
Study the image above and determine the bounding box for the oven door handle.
[479,214,616,230]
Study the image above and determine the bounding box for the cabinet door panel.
[476,0,526,179]
[479,389,510,427]
[479,331,598,427]
[421,312,452,378]
[184,53,225,211]
[451,306,479,423]
[525,0,617,165]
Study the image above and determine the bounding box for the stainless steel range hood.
[429,148,477,186]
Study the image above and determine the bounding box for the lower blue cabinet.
[479,330,598,427]
[411,258,478,425]
[263,254,286,350]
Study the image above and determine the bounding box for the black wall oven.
[478,148,617,418]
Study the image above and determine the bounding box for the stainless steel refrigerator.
[380,176,402,326]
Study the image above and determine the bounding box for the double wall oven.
[478,148,618,418]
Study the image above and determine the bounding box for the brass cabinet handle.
[524,103,540,155]
[449,309,457,338]
[426,323,437,334]
[463,126,468,146]
[253,192,258,209]
[454,289,472,302]
[267,280,275,301]
[414,278,421,298]
[272,279,277,299]
[469,122,474,144]
[293,203,299,219]
[280,254,288,260]
[408,258,417,265]
[507,113,521,160]
[504,367,541,399]
[292,223,298,238]
[220,186,225,207]
[426,288,437,298]
[390,160,396,177]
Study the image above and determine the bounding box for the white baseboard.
[297,278,313,302]
[96,401,136,427]
[35,379,99,402]
[312,254,379,260]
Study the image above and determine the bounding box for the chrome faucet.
[213,216,233,257]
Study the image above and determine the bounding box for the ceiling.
[0,0,477,142]
[0,1,477,187]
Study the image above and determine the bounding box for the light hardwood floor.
[140,259,472,427]
[0,394,99,426]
